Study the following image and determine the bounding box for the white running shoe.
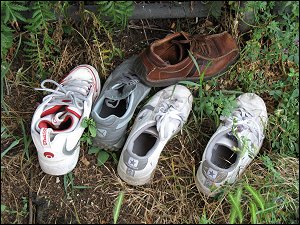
[195,93,268,196]
[117,84,193,185]
[31,65,101,176]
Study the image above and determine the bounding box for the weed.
[24,1,61,79]
[96,1,134,31]
[228,187,243,224]
[224,153,298,224]
[88,146,118,167]
[267,68,299,157]
[0,197,28,223]
[231,1,299,157]
[81,117,118,166]
[1,125,20,159]
[80,117,97,147]
[199,209,212,224]
[63,172,92,197]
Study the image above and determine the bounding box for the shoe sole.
[93,135,126,151]
[136,54,240,87]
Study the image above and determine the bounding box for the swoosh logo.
[62,140,80,155]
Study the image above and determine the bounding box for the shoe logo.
[97,129,107,137]
[126,168,135,177]
[137,113,145,121]
[41,128,49,146]
[204,178,213,188]
[128,157,139,168]
[207,168,217,179]
[62,140,80,156]
[44,152,54,158]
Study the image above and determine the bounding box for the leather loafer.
[134,31,239,87]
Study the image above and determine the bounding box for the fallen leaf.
[81,156,90,166]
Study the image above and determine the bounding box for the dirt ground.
[1,5,297,224]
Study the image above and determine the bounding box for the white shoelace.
[35,79,91,109]
[221,107,264,145]
[154,100,184,139]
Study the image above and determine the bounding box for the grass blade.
[249,201,258,224]
[1,139,20,159]
[245,184,265,211]
[19,119,32,160]
[63,174,68,195]
[73,185,93,189]
[113,191,124,224]
[178,80,201,87]
[228,187,243,224]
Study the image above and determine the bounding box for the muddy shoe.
[117,84,193,186]
[195,93,268,197]
[134,31,239,87]
[31,65,101,176]
[91,55,151,151]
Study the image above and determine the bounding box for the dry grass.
[1,14,299,224]
[2,112,298,223]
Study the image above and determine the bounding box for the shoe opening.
[211,144,238,169]
[132,127,158,157]
[99,98,127,118]
[154,36,190,65]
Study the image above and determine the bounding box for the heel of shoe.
[38,147,80,176]
[117,163,154,186]
[93,135,126,151]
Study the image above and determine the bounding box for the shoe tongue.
[37,105,82,132]
[159,119,180,139]
[103,82,136,108]
[144,126,159,137]
[170,41,185,62]
[170,33,190,61]
[216,135,238,149]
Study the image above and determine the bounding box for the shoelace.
[154,99,184,139]
[35,79,91,109]
[221,107,264,145]
[190,36,210,56]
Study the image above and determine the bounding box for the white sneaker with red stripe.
[31,65,101,175]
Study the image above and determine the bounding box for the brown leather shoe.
[134,31,239,87]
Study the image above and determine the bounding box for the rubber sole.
[93,135,126,151]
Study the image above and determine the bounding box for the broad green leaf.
[89,125,97,137]
[97,150,110,166]
[81,117,88,128]
[88,146,100,155]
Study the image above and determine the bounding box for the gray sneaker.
[91,55,151,151]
